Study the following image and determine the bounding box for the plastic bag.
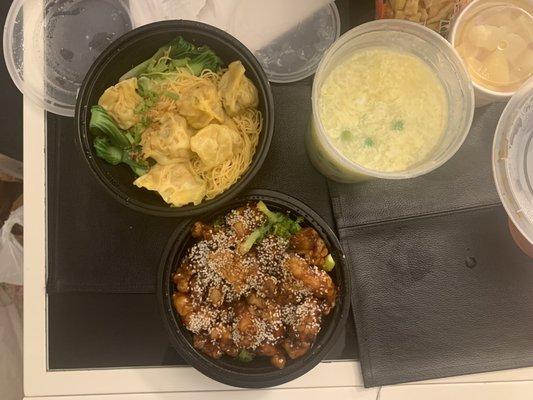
[0,206,23,286]
[0,287,23,400]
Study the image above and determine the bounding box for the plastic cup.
[307,20,474,183]
[448,0,533,108]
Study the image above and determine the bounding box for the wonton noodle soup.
[92,37,262,207]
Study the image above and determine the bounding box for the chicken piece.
[191,221,214,240]
[289,227,328,267]
[246,292,266,309]
[208,287,224,307]
[226,205,266,238]
[210,324,238,356]
[233,302,258,349]
[193,334,223,359]
[209,250,260,295]
[257,343,278,357]
[282,339,311,360]
[172,293,194,317]
[271,353,287,369]
[283,255,336,306]
[261,276,278,298]
[173,262,194,293]
[291,299,322,342]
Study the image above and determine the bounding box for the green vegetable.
[213,215,225,228]
[273,216,303,238]
[323,254,336,272]
[120,36,222,81]
[129,123,146,145]
[89,106,148,176]
[93,137,122,165]
[122,150,149,177]
[257,201,280,223]
[364,138,374,148]
[239,202,304,254]
[391,119,405,131]
[257,201,303,239]
[89,105,130,148]
[163,91,180,100]
[237,350,255,363]
[238,224,271,255]
[340,130,354,141]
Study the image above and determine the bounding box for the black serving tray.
[47,0,369,369]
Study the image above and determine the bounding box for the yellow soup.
[318,48,448,173]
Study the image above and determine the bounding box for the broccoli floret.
[323,254,336,272]
[238,202,305,254]
[237,349,254,363]
[90,105,131,148]
[257,200,280,223]
[257,201,303,239]
[238,224,271,255]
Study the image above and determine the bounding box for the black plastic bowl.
[157,189,351,388]
[76,21,274,217]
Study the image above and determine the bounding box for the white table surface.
[21,1,533,398]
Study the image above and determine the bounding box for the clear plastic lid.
[227,0,340,83]
[4,0,340,116]
[3,0,136,117]
[493,77,533,245]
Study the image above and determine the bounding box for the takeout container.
[76,21,274,217]
[307,20,475,183]
[493,77,533,257]
[157,189,351,388]
[448,0,533,107]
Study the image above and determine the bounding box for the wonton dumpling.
[98,78,142,130]
[141,114,191,165]
[177,80,225,129]
[190,124,243,170]
[218,61,259,116]
[134,163,206,207]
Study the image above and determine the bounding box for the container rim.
[492,77,533,246]
[76,20,274,217]
[157,189,352,388]
[311,19,475,180]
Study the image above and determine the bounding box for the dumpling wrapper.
[134,163,207,207]
[190,124,243,170]
[177,80,225,129]
[98,78,142,130]
[218,61,259,116]
[141,114,191,165]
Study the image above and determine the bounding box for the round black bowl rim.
[76,20,274,217]
[157,189,351,388]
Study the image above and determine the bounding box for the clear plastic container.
[493,77,533,254]
[3,0,135,117]
[307,19,475,182]
[449,0,533,107]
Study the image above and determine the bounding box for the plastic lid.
[4,0,340,116]
[3,0,136,117]
[454,1,533,93]
[493,77,533,245]
[228,0,340,83]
